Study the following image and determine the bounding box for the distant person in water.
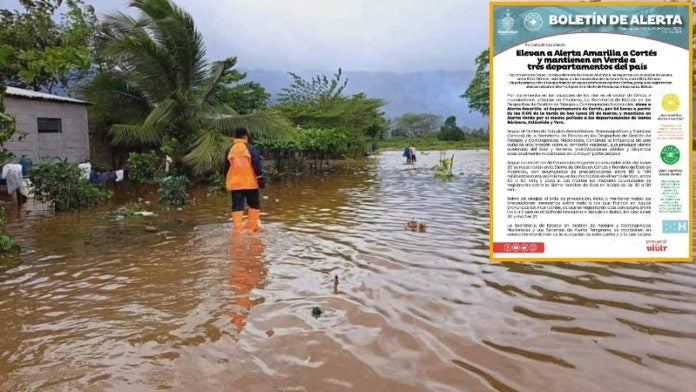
[403,143,416,164]
[224,127,265,234]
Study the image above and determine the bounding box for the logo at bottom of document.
[646,239,668,252]
[493,242,545,253]
[662,220,689,234]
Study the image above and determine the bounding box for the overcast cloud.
[3,0,489,72]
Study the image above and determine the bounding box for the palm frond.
[102,12,150,37]
[200,57,237,107]
[140,98,178,134]
[204,111,293,141]
[110,123,163,146]
[75,71,150,124]
[183,129,231,174]
[104,32,178,101]
[130,0,207,90]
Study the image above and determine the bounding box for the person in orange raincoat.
[223,127,265,233]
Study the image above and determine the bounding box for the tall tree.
[0,0,97,93]
[391,113,442,137]
[438,116,466,141]
[278,68,348,104]
[461,49,489,117]
[218,77,270,115]
[277,69,387,148]
[84,0,288,174]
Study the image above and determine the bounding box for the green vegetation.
[126,151,161,185]
[438,116,467,141]
[219,72,270,115]
[378,117,488,152]
[29,160,112,211]
[432,152,456,179]
[391,113,442,137]
[82,0,288,175]
[377,135,488,151]
[245,68,389,175]
[0,66,23,252]
[275,68,387,157]
[0,0,97,93]
[0,208,20,253]
[0,87,25,166]
[207,171,226,193]
[461,49,489,117]
[158,175,190,206]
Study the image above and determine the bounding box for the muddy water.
[0,150,695,392]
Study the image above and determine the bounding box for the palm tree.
[86,0,288,174]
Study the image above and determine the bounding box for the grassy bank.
[376,136,489,152]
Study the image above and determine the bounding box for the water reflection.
[228,234,266,334]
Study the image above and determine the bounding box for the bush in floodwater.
[29,160,112,211]
[157,175,190,206]
[126,151,160,185]
[0,207,19,252]
[431,152,455,179]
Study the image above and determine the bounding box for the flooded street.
[1,150,695,392]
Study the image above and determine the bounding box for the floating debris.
[311,306,323,318]
[133,211,157,217]
[143,225,158,233]
[405,219,427,233]
[266,329,274,337]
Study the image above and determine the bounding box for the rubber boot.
[231,211,244,234]
[246,208,261,232]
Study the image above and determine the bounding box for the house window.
[37,118,62,133]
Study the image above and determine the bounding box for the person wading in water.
[403,143,416,164]
[224,127,266,234]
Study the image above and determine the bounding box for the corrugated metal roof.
[4,86,89,105]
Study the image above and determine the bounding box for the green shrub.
[208,171,226,193]
[0,234,20,252]
[0,208,19,253]
[432,153,455,179]
[29,160,112,211]
[158,175,190,206]
[297,128,349,157]
[126,151,160,184]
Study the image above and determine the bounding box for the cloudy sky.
[3,0,489,72]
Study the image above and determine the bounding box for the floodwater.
[1,150,695,392]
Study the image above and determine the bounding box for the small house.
[3,86,90,163]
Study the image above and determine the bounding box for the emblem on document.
[660,145,680,165]
[662,93,680,112]
[524,12,543,31]
[498,9,518,35]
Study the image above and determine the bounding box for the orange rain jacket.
[224,139,264,191]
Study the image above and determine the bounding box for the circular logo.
[662,93,680,112]
[524,13,543,31]
[661,145,680,165]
